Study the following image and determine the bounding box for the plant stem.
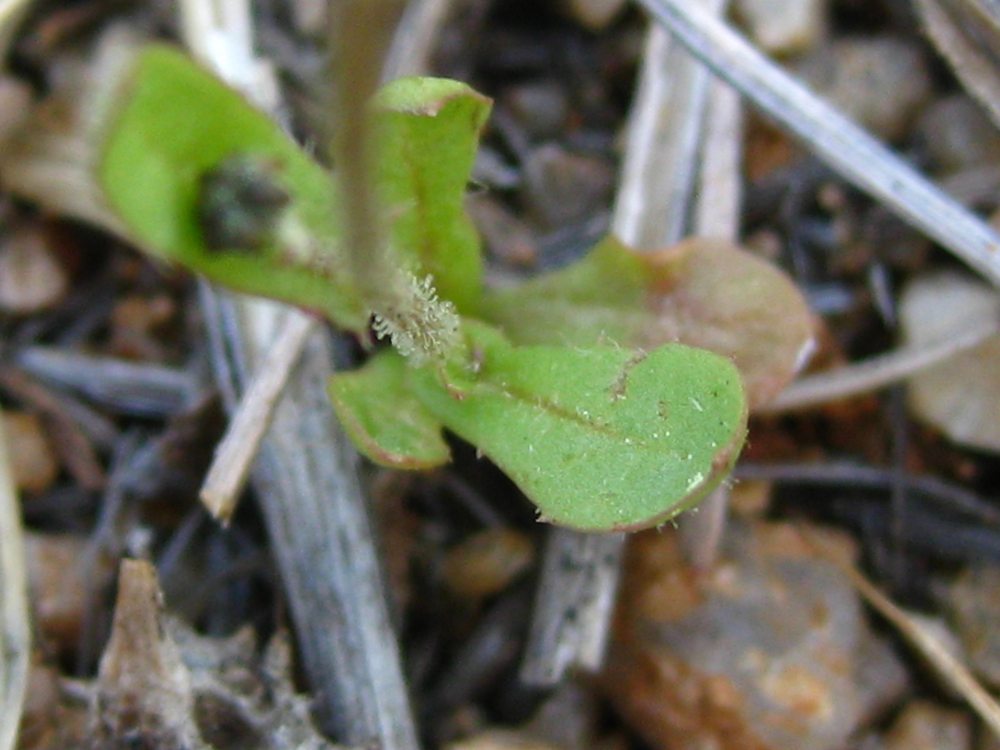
[330,0,461,365]
[328,0,392,304]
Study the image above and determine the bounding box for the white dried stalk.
[762,317,1000,414]
[178,2,426,747]
[382,0,455,82]
[693,79,743,240]
[177,0,315,524]
[613,22,713,247]
[200,312,316,522]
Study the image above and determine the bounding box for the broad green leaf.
[97,45,370,332]
[409,322,747,531]
[371,78,491,313]
[480,236,814,409]
[328,349,451,468]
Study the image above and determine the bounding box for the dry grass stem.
[762,317,1000,413]
[521,529,625,685]
[693,79,742,240]
[805,526,1000,739]
[200,311,316,522]
[383,0,455,81]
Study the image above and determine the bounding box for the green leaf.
[328,349,451,469]
[97,45,370,332]
[409,322,747,531]
[371,77,492,313]
[480,236,814,409]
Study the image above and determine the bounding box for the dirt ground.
[2,0,1000,748]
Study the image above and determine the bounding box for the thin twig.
[245,332,419,749]
[693,78,742,240]
[612,19,716,248]
[761,316,1000,413]
[803,525,1000,740]
[15,346,197,418]
[634,0,1000,288]
[0,407,29,750]
[735,461,1000,526]
[200,312,316,522]
[181,0,298,524]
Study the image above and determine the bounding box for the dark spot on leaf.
[608,350,648,401]
[198,154,290,252]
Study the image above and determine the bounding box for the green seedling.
[95,44,749,531]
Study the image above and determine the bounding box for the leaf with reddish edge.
[371,77,492,315]
[409,321,748,532]
[480,236,815,409]
[328,321,747,532]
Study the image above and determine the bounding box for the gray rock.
[503,81,570,142]
[915,95,1000,174]
[605,521,907,750]
[734,0,828,55]
[521,144,614,231]
[798,37,932,141]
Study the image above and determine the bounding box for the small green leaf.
[410,322,747,531]
[481,236,814,409]
[97,45,370,332]
[328,347,451,469]
[372,77,492,313]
